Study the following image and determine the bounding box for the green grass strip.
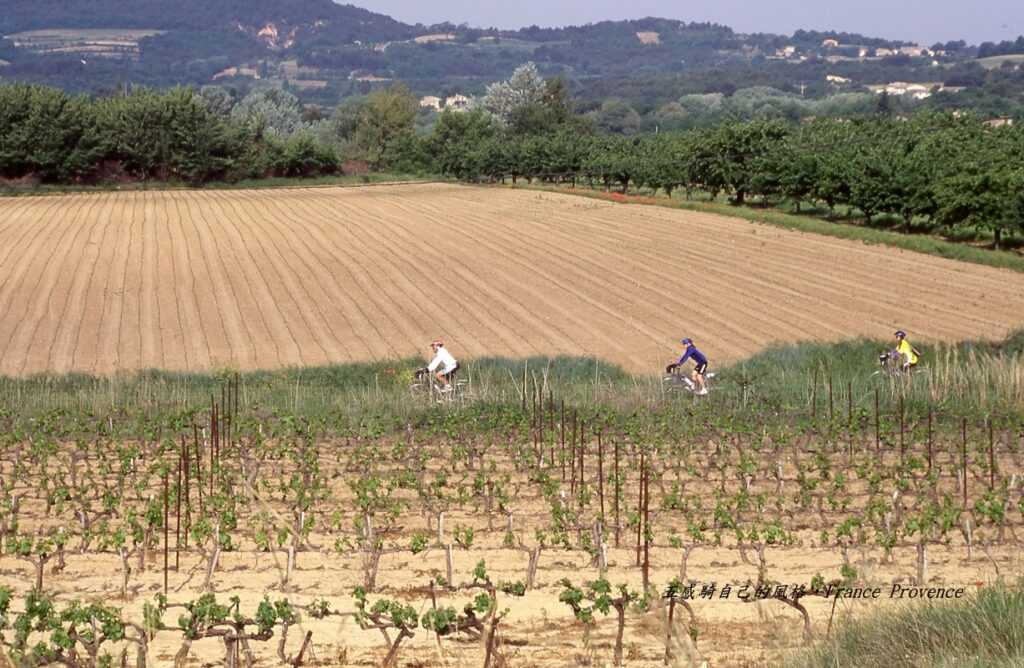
[0,332,1020,417]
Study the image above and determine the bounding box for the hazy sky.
[355,0,1023,46]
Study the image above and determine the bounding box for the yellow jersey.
[896,339,919,365]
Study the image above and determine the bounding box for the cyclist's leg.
[694,362,708,392]
[440,365,457,391]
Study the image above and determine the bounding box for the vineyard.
[1,183,1023,666]
[0,184,1023,377]
[1,372,1023,667]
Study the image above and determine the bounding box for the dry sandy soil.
[0,184,1022,376]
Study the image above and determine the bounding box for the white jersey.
[427,346,458,374]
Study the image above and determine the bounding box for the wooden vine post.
[828,375,834,424]
[597,429,606,527]
[926,409,933,474]
[961,418,968,510]
[560,401,566,481]
[175,449,182,569]
[642,455,651,594]
[614,438,621,548]
[874,388,881,452]
[163,470,169,597]
[898,394,905,467]
[578,420,586,512]
[988,419,996,490]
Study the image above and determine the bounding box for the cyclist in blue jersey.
[665,338,709,395]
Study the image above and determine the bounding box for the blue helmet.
[681,338,693,346]
[894,330,906,339]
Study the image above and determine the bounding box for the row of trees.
[426,112,1024,246]
[0,84,341,184]
[0,66,572,184]
[0,82,426,184]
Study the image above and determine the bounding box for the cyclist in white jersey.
[422,339,459,391]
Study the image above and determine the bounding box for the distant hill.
[0,0,999,108]
[0,0,414,42]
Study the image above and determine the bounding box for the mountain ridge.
[1,0,1009,110]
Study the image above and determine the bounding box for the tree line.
[426,110,1024,248]
[0,84,343,184]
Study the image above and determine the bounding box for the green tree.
[590,99,642,135]
[505,76,582,135]
[635,133,688,197]
[426,109,499,179]
[96,87,240,183]
[583,135,640,192]
[481,62,546,126]
[197,86,236,116]
[0,84,103,182]
[231,88,309,136]
[691,119,790,204]
[354,84,417,169]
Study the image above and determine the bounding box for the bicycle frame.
[411,371,470,404]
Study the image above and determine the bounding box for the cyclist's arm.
[427,353,442,372]
[677,349,693,365]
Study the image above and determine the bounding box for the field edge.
[502,183,1024,275]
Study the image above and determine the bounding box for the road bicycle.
[410,367,471,404]
[663,368,716,395]
[874,350,926,378]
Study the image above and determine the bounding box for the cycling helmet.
[431,339,444,348]
[681,338,693,346]
[894,330,906,339]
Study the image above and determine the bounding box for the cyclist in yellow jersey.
[894,330,920,371]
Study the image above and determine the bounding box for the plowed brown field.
[0,183,1021,376]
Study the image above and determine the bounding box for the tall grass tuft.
[785,581,1024,668]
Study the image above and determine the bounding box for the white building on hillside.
[871,82,945,100]
[444,94,471,111]
[419,96,442,111]
[900,45,932,58]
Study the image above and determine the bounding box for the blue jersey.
[677,345,707,367]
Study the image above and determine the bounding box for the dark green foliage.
[353,84,418,169]
[978,36,1024,59]
[0,85,103,181]
[424,109,501,180]
[96,87,243,183]
[0,83,342,185]
[268,131,339,178]
[690,119,791,204]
